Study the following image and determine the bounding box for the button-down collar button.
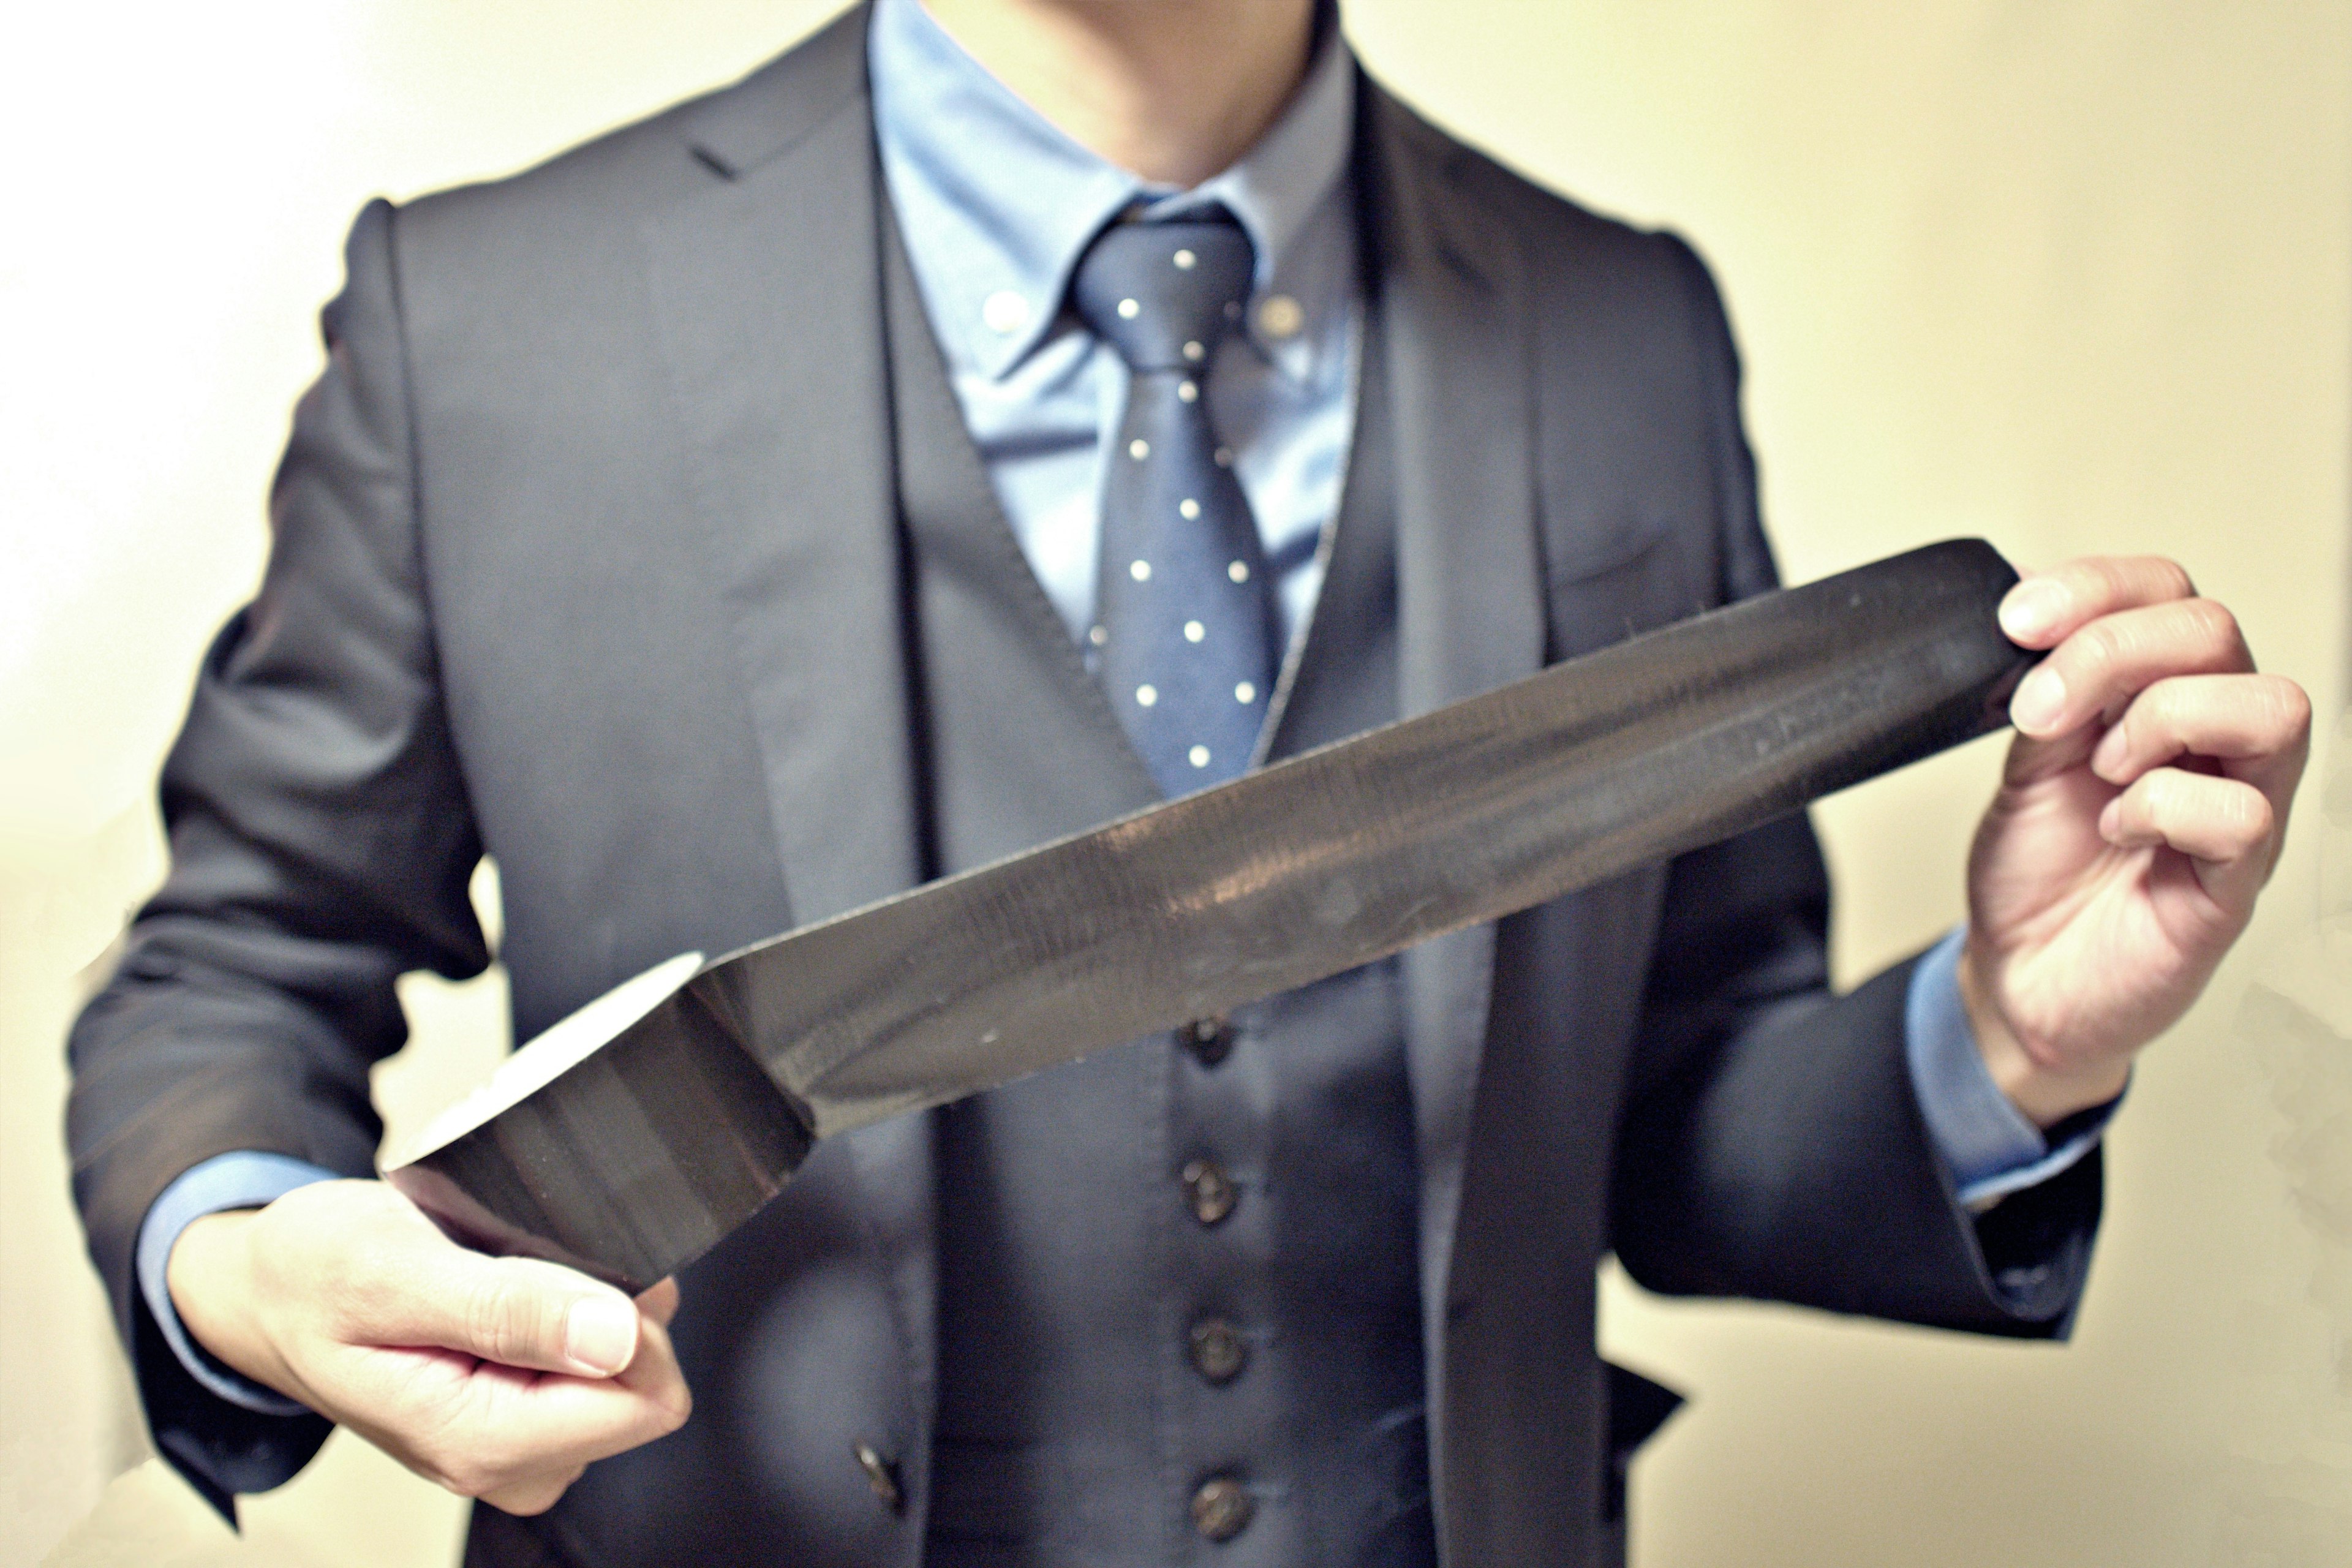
[1189,1317,1248,1384]
[1191,1476,1255,1541]
[1182,1158,1237,1226]
[981,290,1029,336]
[1255,293,1304,339]
[852,1442,904,1515]
[1182,1016,1234,1065]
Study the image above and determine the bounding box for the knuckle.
[2227,785,2274,845]
[2180,597,2238,650]
[461,1428,540,1492]
[2143,556,2195,601]
[2068,617,2127,674]
[432,1452,499,1500]
[448,1469,494,1502]
[653,1382,693,1433]
[460,1280,508,1358]
[494,1469,581,1517]
[2260,674,2313,736]
[463,1273,549,1365]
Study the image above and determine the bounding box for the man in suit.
[67,1,2310,1564]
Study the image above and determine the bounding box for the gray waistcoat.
[881,227,1434,1568]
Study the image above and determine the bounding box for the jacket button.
[852,1442,903,1515]
[1189,1316,1247,1384]
[1181,1158,1237,1226]
[1191,1476,1254,1542]
[1181,1016,1234,1066]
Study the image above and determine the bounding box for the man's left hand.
[1959,556,2311,1126]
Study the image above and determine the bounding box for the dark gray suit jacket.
[67,8,2098,1564]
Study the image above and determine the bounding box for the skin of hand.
[167,1179,690,1515]
[1961,555,2312,1128]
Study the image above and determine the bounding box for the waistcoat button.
[1189,1316,1248,1384]
[852,1443,903,1515]
[1181,1158,1238,1226]
[1191,1476,1255,1542]
[1181,1016,1234,1066]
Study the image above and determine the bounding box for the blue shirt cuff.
[136,1152,341,1418]
[1905,927,2119,1210]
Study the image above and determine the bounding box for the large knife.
[386,538,2035,1292]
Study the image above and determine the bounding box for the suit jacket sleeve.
[1607,235,2100,1337]
[66,197,490,1504]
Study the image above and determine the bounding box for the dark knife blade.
[386,538,2035,1291]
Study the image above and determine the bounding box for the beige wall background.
[4,1,2346,1564]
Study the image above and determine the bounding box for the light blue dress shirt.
[138,0,2108,1422]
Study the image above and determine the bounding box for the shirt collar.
[870,0,1355,383]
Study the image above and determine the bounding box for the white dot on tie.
[1177,380,1199,403]
[1256,293,1304,339]
[1129,438,1150,460]
[1234,681,1257,704]
[1184,620,1205,643]
[1183,340,1205,363]
[1178,498,1200,520]
[1174,248,1197,270]
[1089,624,1109,646]
[1227,560,1250,583]
[981,290,1029,335]
[1213,447,1233,467]
[1137,684,1159,707]
[1117,297,1140,320]
[1130,559,1152,582]
[1189,744,1211,769]
[1224,300,1243,322]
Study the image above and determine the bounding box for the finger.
[334,1238,646,1379]
[635,1278,682,1330]
[1998,556,2196,649]
[611,1310,693,1423]
[479,1464,585,1518]
[377,1341,690,1502]
[2089,672,2313,813]
[2100,766,2278,907]
[2008,597,2250,739]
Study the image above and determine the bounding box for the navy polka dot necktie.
[1073,211,1276,796]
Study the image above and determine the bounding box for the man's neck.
[918,0,1321,187]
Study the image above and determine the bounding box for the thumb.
[368,1248,645,1378]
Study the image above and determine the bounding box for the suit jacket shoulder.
[390,4,872,279]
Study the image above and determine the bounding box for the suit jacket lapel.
[1358,78,1545,1415]
[644,0,940,1449]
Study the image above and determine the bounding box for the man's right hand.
[167,1178,691,1515]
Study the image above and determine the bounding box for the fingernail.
[565,1297,638,1376]
[2011,665,2066,733]
[1999,580,2067,641]
[2091,718,2139,780]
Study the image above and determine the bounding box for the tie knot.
[1072,213,1254,372]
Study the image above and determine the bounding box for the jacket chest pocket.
[1541,517,1695,664]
